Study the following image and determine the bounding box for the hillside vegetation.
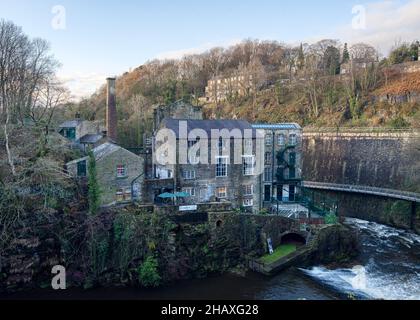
[65,39,420,148]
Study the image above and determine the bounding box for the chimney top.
[106,77,116,81]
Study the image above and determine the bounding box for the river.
[1,218,419,300]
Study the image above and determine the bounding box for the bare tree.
[0,19,61,176]
[349,43,378,63]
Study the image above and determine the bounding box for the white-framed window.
[265,134,272,146]
[244,139,253,154]
[243,198,254,207]
[182,187,195,197]
[216,186,227,198]
[264,167,272,182]
[243,155,255,176]
[278,134,285,146]
[116,164,127,178]
[216,156,228,177]
[183,170,196,180]
[265,152,272,165]
[243,184,254,196]
[289,134,297,146]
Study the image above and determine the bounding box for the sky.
[0,0,419,100]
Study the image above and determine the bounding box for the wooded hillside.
[66,39,420,148]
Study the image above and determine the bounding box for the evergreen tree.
[342,43,350,64]
[297,43,305,70]
[323,46,341,75]
[164,80,177,105]
[88,150,100,215]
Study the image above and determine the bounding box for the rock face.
[0,210,62,292]
[0,206,359,294]
[309,225,360,266]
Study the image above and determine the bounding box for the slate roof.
[59,120,83,128]
[79,134,103,144]
[252,123,302,130]
[160,118,259,138]
[66,142,121,166]
[92,142,121,161]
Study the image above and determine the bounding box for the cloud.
[57,71,107,102]
[59,0,420,99]
[336,0,420,55]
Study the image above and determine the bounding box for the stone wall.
[208,212,303,254]
[302,130,420,231]
[96,148,145,206]
[302,130,420,191]
[309,189,420,233]
[386,61,420,75]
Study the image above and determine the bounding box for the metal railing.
[303,127,418,134]
[302,181,420,203]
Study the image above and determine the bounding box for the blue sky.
[1,0,419,99]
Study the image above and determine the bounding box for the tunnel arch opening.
[280,233,306,246]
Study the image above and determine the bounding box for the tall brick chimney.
[106,77,117,142]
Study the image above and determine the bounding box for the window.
[182,187,195,197]
[243,198,254,207]
[278,134,285,146]
[265,152,272,165]
[289,185,296,202]
[265,134,272,146]
[289,167,296,179]
[183,170,196,180]
[264,167,272,182]
[243,155,255,176]
[216,156,228,177]
[289,134,297,146]
[216,187,227,198]
[63,128,76,140]
[264,185,271,202]
[117,165,127,178]
[77,160,87,177]
[277,185,283,201]
[244,139,253,154]
[289,152,296,166]
[116,188,131,202]
[243,184,254,196]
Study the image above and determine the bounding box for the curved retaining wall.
[302,129,420,231]
[302,129,420,191]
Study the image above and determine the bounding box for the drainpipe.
[131,172,144,204]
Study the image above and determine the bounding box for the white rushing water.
[300,218,420,300]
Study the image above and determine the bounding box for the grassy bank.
[259,244,297,264]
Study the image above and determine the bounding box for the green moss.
[259,244,297,264]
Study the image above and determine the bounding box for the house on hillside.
[58,117,107,151]
[66,142,145,206]
[204,74,254,103]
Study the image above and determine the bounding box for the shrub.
[388,116,410,129]
[87,150,101,214]
[138,256,161,288]
[324,213,338,225]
